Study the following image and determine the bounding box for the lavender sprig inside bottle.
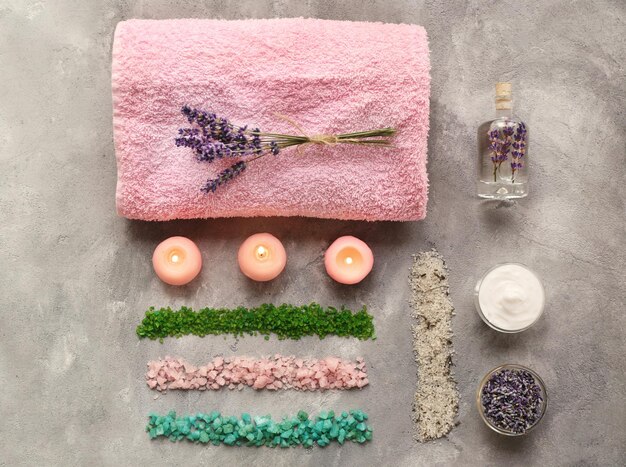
[481,367,544,434]
[487,124,513,182]
[510,122,527,182]
[175,106,396,193]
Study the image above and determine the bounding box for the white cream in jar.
[475,263,545,332]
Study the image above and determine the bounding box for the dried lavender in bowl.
[480,367,545,434]
[409,250,459,441]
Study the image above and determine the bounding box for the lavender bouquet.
[175,106,396,193]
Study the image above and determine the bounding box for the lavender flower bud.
[201,161,247,193]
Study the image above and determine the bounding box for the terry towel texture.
[112,18,430,221]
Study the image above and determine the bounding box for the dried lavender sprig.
[510,122,527,182]
[202,161,246,193]
[487,124,514,182]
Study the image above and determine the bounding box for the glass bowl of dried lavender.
[477,364,547,436]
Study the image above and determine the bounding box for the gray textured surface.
[1,0,625,465]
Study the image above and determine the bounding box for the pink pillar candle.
[325,236,373,285]
[152,236,202,285]
[238,233,287,281]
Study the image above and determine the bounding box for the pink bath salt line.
[146,355,369,392]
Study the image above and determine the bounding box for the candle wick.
[171,255,179,263]
[345,257,353,265]
[256,245,269,260]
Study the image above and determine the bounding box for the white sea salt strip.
[146,355,368,392]
[410,250,459,441]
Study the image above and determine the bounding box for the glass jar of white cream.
[474,263,545,333]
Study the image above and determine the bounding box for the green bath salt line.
[136,303,376,341]
[147,410,372,447]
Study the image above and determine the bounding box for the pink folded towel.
[112,18,430,221]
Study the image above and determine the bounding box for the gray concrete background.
[1,0,625,465]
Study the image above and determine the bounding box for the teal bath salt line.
[136,303,376,341]
[147,410,373,447]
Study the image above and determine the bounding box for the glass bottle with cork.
[477,82,529,199]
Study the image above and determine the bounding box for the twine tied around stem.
[307,134,340,145]
[273,113,363,146]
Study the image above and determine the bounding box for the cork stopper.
[495,82,512,110]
